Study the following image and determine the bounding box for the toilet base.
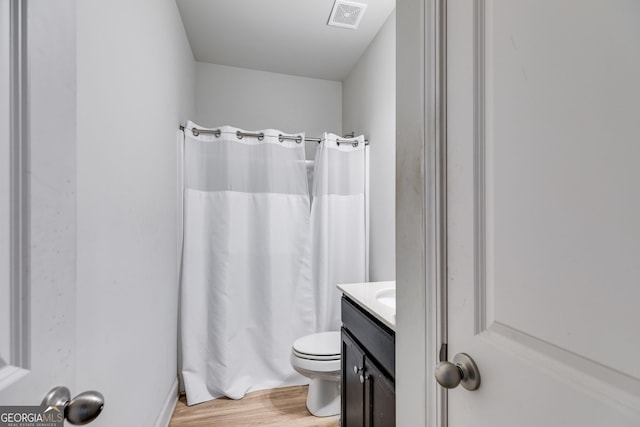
[306,378,340,417]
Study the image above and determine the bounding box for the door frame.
[396,0,446,426]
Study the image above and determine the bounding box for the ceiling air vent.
[327,0,368,30]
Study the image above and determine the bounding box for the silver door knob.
[434,352,481,391]
[41,386,71,407]
[42,386,104,425]
[66,391,105,425]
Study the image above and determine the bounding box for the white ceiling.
[176,0,395,81]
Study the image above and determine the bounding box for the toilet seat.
[291,353,341,373]
[292,331,341,361]
[292,349,340,361]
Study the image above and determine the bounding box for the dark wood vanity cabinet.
[341,296,395,427]
[342,331,366,426]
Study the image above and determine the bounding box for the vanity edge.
[337,281,396,331]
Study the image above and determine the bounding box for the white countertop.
[337,281,396,331]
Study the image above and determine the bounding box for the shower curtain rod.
[179,125,369,146]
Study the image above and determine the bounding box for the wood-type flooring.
[169,385,340,427]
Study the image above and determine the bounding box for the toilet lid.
[293,331,341,359]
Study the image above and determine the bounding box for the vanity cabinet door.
[342,328,365,427]
[364,358,396,427]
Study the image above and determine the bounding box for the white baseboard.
[154,378,179,427]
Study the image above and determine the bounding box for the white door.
[0,0,77,405]
[446,1,640,426]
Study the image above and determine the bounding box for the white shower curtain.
[311,133,367,332]
[180,122,315,405]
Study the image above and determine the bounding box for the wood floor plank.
[169,386,340,427]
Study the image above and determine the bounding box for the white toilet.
[290,331,341,417]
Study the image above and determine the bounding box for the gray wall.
[76,0,195,425]
[195,62,342,160]
[343,11,396,281]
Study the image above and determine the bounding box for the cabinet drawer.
[341,296,395,379]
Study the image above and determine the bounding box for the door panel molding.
[473,0,487,335]
[0,0,30,390]
[481,322,640,414]
[0,0,76,404]
[472,0,640,415]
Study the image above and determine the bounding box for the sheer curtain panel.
[311,133,367,332]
